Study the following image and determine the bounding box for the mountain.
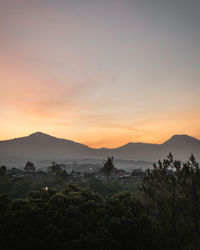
[0,132,200,167]
[0,132,94,159]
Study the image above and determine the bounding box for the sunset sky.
[0,0,200,148]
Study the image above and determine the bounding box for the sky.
[0,0,200,148]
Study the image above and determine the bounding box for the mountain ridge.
[0,132,200,165]
[2,132,199,148]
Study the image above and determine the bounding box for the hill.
[0,132,200,167]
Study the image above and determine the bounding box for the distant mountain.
[163,134,200,146]
[0,132,200,167]
[0,132,94,159]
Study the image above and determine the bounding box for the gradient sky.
[0,0,200,148]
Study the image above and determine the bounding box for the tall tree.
[0,165,7,176]
[102,157,115,180]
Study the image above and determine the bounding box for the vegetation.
[1,154,200,249]
[0,173,138,199]
[101,157,115,179]
[24,161,36,171]
[0,165,6,176]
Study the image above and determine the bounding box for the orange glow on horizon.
[0,107,200,149]
[0,1,200,149]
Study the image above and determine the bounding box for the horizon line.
[0,131,199,150]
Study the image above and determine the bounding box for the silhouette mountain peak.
[0,132,200,164]
[28,132,51,137]
[163,134,200,145]
[26,132,59,143]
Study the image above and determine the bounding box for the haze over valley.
[1,132,200,169]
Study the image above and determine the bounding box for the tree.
[140,153,200,250]
[101,157,115,180]
[49,161,62,173]
[24,161,35,171]
[102,192,154,250]
[0,165,7,176]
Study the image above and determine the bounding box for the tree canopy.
[1,154,200,249]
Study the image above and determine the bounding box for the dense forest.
[1,154,200,249]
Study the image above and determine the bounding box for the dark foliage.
[24,161,35,171]
[0,165,7,176]
[101,157,115,179]
[1,154,200,249]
